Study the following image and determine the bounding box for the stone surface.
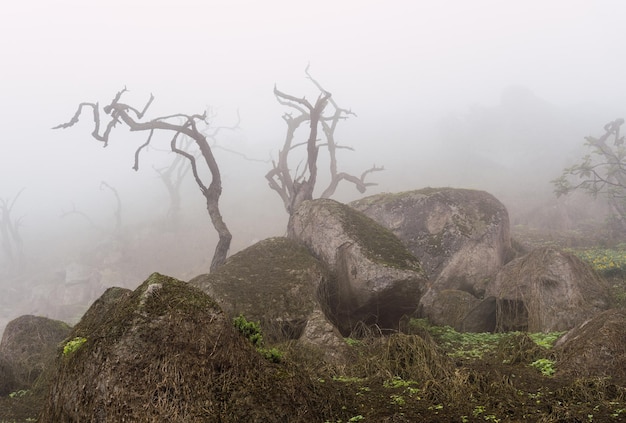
[350,188,514,325]
[190,237,329,342]
[485,247,610,332]
[288,198,427,334]
[421,289,481,331]
[40,273,336,422]
[555,308,626,383]
[351,188,513,292]
[0,315,71,394]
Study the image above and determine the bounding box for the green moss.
[323,199,421,271]
[62,337,87,356]
[200,237,323,319]
[71,273,220,347]
[233,314,284,363]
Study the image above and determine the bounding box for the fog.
[1,0,626,332]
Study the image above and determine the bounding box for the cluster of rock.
[1,186,622,420]
[189,187,610,355]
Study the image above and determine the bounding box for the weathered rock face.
[190,237,342,350]
[485,247,611,332]
[350,188,513,328]
[40,273,338,423]
[0,315,71,395]
[423,289,481,331]
[288,199,428,334]
[555,309,626,383]
[0,355,16,397]
[351,188,513,293]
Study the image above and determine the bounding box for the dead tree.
[100,181,122,232]
[154,147,191,228]
[54,88,231,272]
[266,67,383,214]
[153,112,243,229]
[0,189,25,271]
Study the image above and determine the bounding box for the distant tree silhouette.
[54,88,231,272]
[267,66,383,215]
[0,189,25,273]
[553,118,626,232]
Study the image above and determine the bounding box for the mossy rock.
[0,315,71,392]
[351,187,513,284]
[288,199,428,334]
[190,237,328,341]
[40,273,345,422]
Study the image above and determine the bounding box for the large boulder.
[351,188,513,293]
[0,315,71,394]
[423,289,481,331]
[288,198,428,334]
[555,309,626,383]
[190,237,345,357]
[485,247,611,332]
[40,273,341,422]
[350,188,513,328]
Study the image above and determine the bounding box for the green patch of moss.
[196,237,323,320]
[71,273,220,347]
[323,200,421,271]
[62,337,86,356]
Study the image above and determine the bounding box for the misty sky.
[2,0,626,263]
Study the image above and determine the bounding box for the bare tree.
[54,88,231,272]
[154,148,191,228]
[553,118,626,231]
[100,181,122,232]
[153,112,243,229]
[266,67,383,214]
[0,189,25,272]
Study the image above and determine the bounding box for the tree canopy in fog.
[554,119,626,231]
[53,88,231,272]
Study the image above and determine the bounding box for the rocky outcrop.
[350,188,513,327]
[423,289,481,331]
[288,199,428,334]
[40,273,339,423]
[190,237,344,355]
[555,309,626,383]
[485,247,610,332]
[0,315,71,394]
[351,188,513,291]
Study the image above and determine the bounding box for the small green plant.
[473,405,486,417]
[569,247,626,277]
[528,332,565,349]
[233,314,283,363]
[345,337,362,347]
[233,314,263,347]
[530,358,556,376]
[348,415,365,422]
[9,389,29,398]
[390,394,405,406]
[63,337,87,356]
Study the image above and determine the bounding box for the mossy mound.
[190,237,328,341]
[556,308,626,384]
[0,315,71,392]
[0,354,16,396]
[487,247,611,332]
[39,273,344,422]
